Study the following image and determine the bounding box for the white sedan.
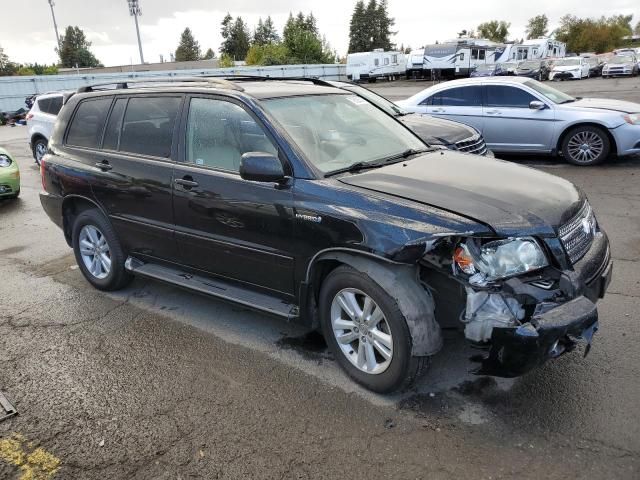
[548,57,591,81]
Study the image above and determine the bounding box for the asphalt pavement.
[0,76,639,479]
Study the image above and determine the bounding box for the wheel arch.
[556,122,617,158]
[307,249,443,357]
[61,195,109,247]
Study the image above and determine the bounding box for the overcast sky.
[1,0,638,66]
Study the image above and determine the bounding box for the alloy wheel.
[330,288,393,374]
[567,131,604,164]
[78,225,111,279]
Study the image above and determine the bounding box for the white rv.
[346,49,407,82]
[501,38,566,62]
[423,39,508,78]
[406,48,426,78]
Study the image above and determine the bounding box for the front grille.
[455,135,488,156]
[558,202,596,264]
[607,67,629,74]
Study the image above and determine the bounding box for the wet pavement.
[1,78,639,478]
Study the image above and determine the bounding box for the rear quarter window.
[66,98,112,149]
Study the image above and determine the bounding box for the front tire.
[72,209,132,291]
[319,265,427,393]
[562,126,610,166]
[32,138,47,166]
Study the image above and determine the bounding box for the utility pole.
[127,0,144,64]
[47,0,61,50]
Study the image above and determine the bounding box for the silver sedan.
[397,77,640,165]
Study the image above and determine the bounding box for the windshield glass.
[554,58,581,66]
[263,94,426,174]
[519,61,540,69]
[524,80,576,104]
[610,56,634,64]
[476,64,495,72]
[344,85,406,116]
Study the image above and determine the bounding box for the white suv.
[27,92,67,164]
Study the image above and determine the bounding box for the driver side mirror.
[529,100,546,110]
[239,152,285,183]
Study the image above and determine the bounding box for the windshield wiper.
[324,162,382,177]
[324,149,432,177]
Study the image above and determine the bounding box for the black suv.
[40,77,612,393]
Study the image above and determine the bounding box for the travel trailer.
[346,49,407,82]
[406,48,426,78]
[501,38,566,62]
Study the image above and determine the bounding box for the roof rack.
[204,75,339,88]
[76,77,244,93]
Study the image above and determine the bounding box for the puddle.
[275,331,333,362]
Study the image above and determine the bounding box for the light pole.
[127,0,144,64]
[47,0,61,50]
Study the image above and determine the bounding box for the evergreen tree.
[175,28,201,61]
[220,15,251,60]
[635,20,640,35]
[374,0,395,50]
[348,0,395,53]
[202,48,215,60]
[283,12,334,63]
[253,16,280,46]
[57,26,102,68]
[348,1,368,53]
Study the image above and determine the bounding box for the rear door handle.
[95,161,112,171]
[175,177,199,189]
[485,110,501,115]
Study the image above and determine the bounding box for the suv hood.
[568,97,640,114]
[337,151,583,236]
[399,113,476,145]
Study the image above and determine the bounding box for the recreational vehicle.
[423,39,509,78]
[406,48,426,78]
[346,49,407,82]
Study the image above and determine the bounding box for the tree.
[218,53,234,67]
[457,29,475,38]
[246,43,289,65]
[0,45,17,76]
[635,21,640,35]
[253,16,280,46]
[555,14,633,53]
[347,0,395,53]
[175,28,201,62]
[57,26,102,68]
[283,12,334,63]
[373,0,395,50]
[202,48,215,60]
[220,15,251,60]
[525,15,549,39]
[476,20,510,42]
[348,1,368,53]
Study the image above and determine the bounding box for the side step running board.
[125,257,298,320]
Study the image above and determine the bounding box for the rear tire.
[32,138,47,166]
[72,208,132,291]
[319,265,428,393]
[561,126,610,166]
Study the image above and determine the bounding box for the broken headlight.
[454,237,548,281]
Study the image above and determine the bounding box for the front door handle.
[431,108,445,113]
[95,161,112,171]
[485,110,501,115]
[175,177,199,189]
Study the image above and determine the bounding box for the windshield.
[524,80,576,104]
[476,64,495,72]
[343,85,406,116]
[610,56,634,64]
[519,61,540,69]
[554,58,581,67]
[263,94,426,174]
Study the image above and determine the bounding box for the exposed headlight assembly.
[0,154,12,167]
[623,114,640,125]
[454,237,548,281]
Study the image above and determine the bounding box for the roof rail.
[76,76,244,93]
[205,75,337,87]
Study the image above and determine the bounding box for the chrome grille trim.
[455,135,488,156]
[558,202,596,264]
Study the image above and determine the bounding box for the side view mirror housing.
[239,152,285,183]
[530,100,546,110]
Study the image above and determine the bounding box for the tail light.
[26,113,34,121]
[40,157,47,192]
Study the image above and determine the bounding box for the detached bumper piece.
[472,296,598,377]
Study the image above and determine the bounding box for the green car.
[0,147,20,199]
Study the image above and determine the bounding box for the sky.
[1,0,638,66]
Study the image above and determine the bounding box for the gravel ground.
[0,76,639,479]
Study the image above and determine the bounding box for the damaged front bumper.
[472,245,613,377]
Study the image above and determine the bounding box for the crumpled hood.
[568,97,640,114]
[337,151,584,236]
[398,113,476,145]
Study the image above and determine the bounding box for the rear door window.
[486,86,537,108]
[66,98,111,149]
[102,98,128,151]
[118,97,181,158]
[426,86,483,106]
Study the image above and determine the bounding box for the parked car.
[514,60,551,81]
[0,148,20,199]
[26,91,72,165]
[397,76,640,165]
[602,55,639,78]
[470,63,508,77]
[324,80,491,156]
[549,57,591,80]
[584,56,604,77]
[40,77,612,392]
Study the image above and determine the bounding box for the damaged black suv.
[40,77,612,393]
